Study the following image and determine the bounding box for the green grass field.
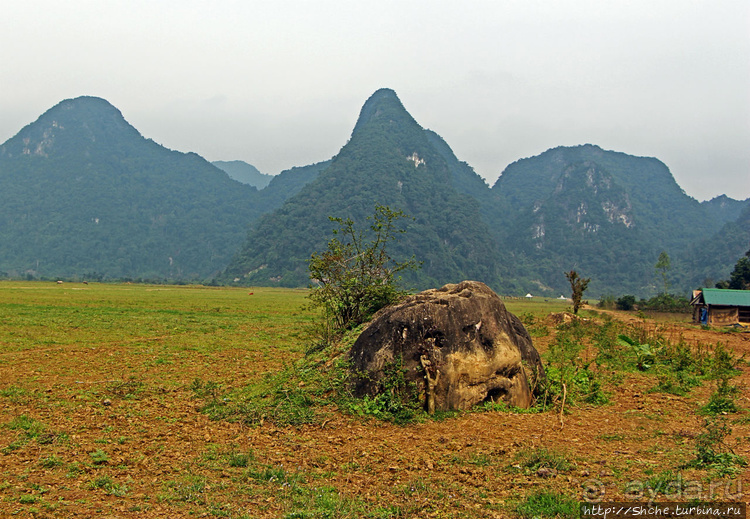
[0,282,313,381]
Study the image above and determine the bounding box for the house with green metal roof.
[690,288,750,326]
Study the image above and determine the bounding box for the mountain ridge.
[1,92,747,297]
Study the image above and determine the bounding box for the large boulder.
[350,281,545,412]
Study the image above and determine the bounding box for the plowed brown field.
[1,283,747,518]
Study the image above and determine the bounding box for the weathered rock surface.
[350,280,546,412]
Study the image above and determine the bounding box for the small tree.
[565,270,590,315]
[716,248,750,290]
[655,251,671,294]
[308,205,418,339]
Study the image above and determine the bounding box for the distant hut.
[690,288,750,326]
[525,293,533,299]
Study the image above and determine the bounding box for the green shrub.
[538,321,608,408]
[699,344,743,415]
[615,295,636,311]
[307,205,418,340]
[651,370,698,396]
[618,334,661,371]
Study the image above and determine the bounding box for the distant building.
[690,288,750,326]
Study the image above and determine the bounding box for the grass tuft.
[512,490,579,518]
[512,447,573,474]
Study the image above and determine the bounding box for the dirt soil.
[1,309,749,518]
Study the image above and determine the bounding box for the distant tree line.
[598,248,750,314]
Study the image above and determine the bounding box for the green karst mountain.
[488,144,741,295]
[0,96,262,281]
[498,159,653,295]
[219,88,507,290]
[0,91,746,296]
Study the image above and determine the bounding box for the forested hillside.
[680,204,750,290]
[0,97,262,281]
[487,144,738,295]
[219,89,510,291]
[700,195,750,226]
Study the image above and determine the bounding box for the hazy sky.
[2,1,748,201]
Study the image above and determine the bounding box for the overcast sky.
[2,1,748,201]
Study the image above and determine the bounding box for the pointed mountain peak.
[351,88,420,136]
[364,87,400,104]
[1,96,141,159]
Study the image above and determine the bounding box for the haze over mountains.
[1,90,747,296]
[212,160,274,189]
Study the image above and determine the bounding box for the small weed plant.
[162,475,209,505]
[6,414,46,438]
[347,356,422,425]
[512,447,573,475]
[702,381,741,415]
[684,416,747,477]
[283,485,386,519]
[89,475,129,496]
[39,455,65,469]
[226,450,254,468]
[512,490,579,519]
[106,377,145,399]
[699,344,743,415]
[89,449,109,465]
